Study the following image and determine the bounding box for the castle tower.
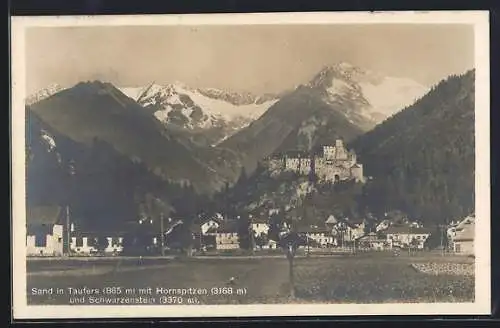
[323,145,335,160]
[350,163,365,183]
[334,139,348,160]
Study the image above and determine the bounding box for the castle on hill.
[266,139,365,183]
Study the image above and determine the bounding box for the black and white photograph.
[11,11,490,319]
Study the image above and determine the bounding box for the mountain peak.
[306,62,429,122]
[310,62,370,87]
[326,61,358,72]
[320,62,365,75]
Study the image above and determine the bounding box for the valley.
[25,65,474,248]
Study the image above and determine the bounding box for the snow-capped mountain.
[308,62,429,126]
[119,87,145,102]
[26,83,66,106]
[221,62,431,173]
[118,82,279,145]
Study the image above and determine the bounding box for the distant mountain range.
[26,81,243,195]
[118,82,280,146]
[28,62,428,149]
[28,61,467,229]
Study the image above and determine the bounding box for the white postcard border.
[11,11,491,319]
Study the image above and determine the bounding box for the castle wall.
[267,139,364,184]
[350,164,364,183]
[316,164,352,182]
[298,158,311,175]
[285,158,300,171]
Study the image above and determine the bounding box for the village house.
[330,219,366,243]
[268,240,279,249]
[257,239,278,250]
[70,229,124,256]
[26,205,64,257]
[201,217,221,235]
[356,232,387,250]
[447,215,473,241]
[451,215,475,255]
[325,214,338,226]
[250,216,269,237]
[409,221,424,228]
[385,225,431,249]
[206,220,240,250]
[375,219,391,232]
[447,222,459,241]
[297,225,334,248]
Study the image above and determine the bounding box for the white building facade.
[26,224,64,257]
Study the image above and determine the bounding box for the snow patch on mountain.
[326,78,353,96]
[26,84,65,106]
[119,87,146,101]
[118,82,279,144]
[308,62,430,125]
[359,77,429,117]
[185,89,278,121]
[40,129,56,151]
[38,129,62,164]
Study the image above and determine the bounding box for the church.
[267,139,365,183]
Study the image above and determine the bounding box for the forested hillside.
[351,70,475,225]
[26,110,211,231]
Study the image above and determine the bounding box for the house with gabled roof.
[297,224,334,248]
[325,214,338,226]
[250,215,269,237]
[385,224,431,249]
[330,217,366,242]
[70,228,125,256]
[200,216,222,235]
[356,232,387,250]
[26,205,64,257]
[375,219,391,232]
[451,215,475,255]
[209,220,239,250]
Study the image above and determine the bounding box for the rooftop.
[27,205,63,226]
[357,232,385,241]
[454,220,475,241]
[385,225,432,234]
[284,150,311,158]
[215,220,239,233]
[325,215,338,224]
[72,230,128,237]
[250,216,268,224]
[297,225,331,234]
[26,224,54,237]
[455,215,475,232]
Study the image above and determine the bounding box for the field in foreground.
[26,254,474,305]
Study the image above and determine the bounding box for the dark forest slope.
[350,70,475,224]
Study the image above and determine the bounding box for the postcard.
[11,11,491,319]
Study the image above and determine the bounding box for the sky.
[25,24,474,95]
